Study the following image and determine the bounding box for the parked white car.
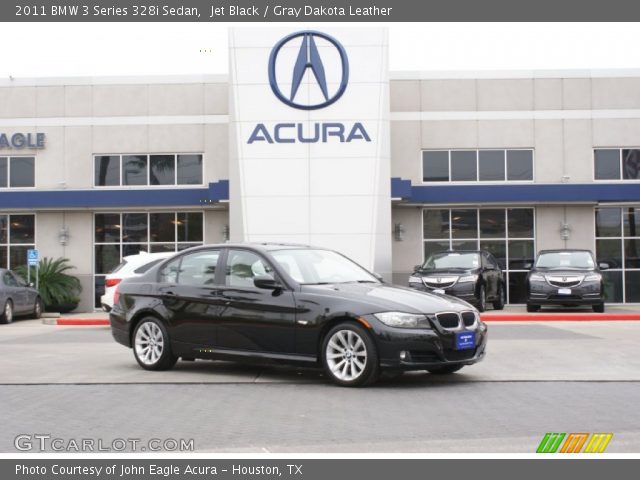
[100,251,176,311]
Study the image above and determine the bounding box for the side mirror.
[413,264,422,272]
[599,262,610,270]
[28,282,34,288]
[253,274,282,290]
[523,262,533,270]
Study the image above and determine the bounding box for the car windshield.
[270,249,379,285]
[422,252,480,269]
[535,251,595,269]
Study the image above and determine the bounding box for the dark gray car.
[0,269,43,324]
[526,249,607,313]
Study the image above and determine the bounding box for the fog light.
[399,351,408,360]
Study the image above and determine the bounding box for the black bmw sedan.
[110,243,487,387]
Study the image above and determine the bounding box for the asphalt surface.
[1,319,640,452]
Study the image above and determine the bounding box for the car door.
[3,271,28,313]
[156,249,224,347]
[11,272,36,313]
[216,249,297,354]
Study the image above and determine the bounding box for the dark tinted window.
[478,150,505,181]
[10,157,35,187]
[507,209,534,238]
[177,154,203,185]
[623,208,640,238]
[95,155,120,186]
[506,150,533,181]
[450,151,476,181]
[178,212,203,242]
[479,209,506,238]
[423,210,449,239]
[422,151,449,182]
[9,215,35,243]
[133,258,165,274]
[150,155,175,185]
[596,208,622,237]
[0,158,7,187]
[95,214,121,243]
[451,209,477,239]
[122,213,148,243]
[594,149,620,180]
[150,213,175,242]
[622,149,640,179]
[95,245,121,274]
[122,155,147,186]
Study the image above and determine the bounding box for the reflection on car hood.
[300,282,475,314]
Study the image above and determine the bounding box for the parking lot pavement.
[1,318,640,384]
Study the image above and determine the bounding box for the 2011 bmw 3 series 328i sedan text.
[109,244,487,387]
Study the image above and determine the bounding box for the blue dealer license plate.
[455,331,476,350]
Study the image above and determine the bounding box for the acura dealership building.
[0,27,639,311]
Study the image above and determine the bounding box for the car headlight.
[584,273,602,282]
[457,274,478,283]
[529,273,545,282]
[408,276,423,284]
[374,312,430,329]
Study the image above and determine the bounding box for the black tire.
[0,300,13,324]
[526,303,540,313]
[492,284,506,310]
[427,365,464,375]
[476,285,486,312]
[132,317,177,371]
[321,321,379,387]
[593,303,605,313]
[31,297,43,319]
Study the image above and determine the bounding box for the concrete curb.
[55,318,110,326]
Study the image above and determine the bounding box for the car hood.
[413,268,478,277]
[531,268,595,277]
[300,282,475,315]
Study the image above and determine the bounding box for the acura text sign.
[0,132,46,149]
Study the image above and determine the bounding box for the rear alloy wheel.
[526,303,540,313]
[492,285,506,310]
[322,322,379,387]
[593,303,605,313]
[133,318,177,371]
[32,298,43,319]
[476,285,486,312]
[0,300,13,324]
[427,365,464,375]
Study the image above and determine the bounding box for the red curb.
[56,319,110,326]
[481,313,640,322]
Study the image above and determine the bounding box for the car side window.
[225,250,274,288]
[177,250,220,286]
[3,272,18,287]
[159,258,181,283]
[481,254,489,269]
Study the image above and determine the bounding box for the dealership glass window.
[94,154,204,187]
[423,207,535,303]
[93,211,204,307]
[450,151,477,181]
[422,149,533,182]
[0,156,35,188]
[422,151,449,182]
[594,148,640,180]
[0,214,36,269]
[595,207,640,303]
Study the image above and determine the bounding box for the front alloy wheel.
[322,322,379,387]
[0,300,13,324]
[133,318,177,371]
[32,298,43,319]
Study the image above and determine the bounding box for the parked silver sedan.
[0,269,42,324]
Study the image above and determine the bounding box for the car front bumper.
[527,281,604,306]
[364,314,488,371]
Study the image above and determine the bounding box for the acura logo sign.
[268,31,349,110]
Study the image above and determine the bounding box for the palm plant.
[16,257,82,308]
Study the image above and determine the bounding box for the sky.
[0,22,639,78]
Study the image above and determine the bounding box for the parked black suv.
[526,249,607,313]
[408,250,505,312]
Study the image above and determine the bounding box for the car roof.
[180,242,322,253]
[537,249,593,254]
[429,250,485,254]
